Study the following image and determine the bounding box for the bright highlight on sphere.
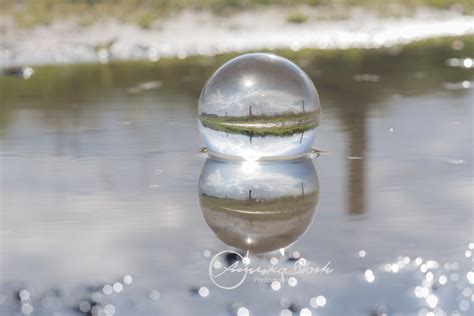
[198,53,320,160]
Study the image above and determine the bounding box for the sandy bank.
[1,8,473,67]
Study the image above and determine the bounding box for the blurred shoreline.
[1,8,473,67]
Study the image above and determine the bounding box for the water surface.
[0,37,473,315]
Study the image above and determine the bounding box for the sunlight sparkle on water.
[280,310,292,316]
[420,264,428,273]
[198,287,209,298]
[426,294,438,308]
[19,290,30,301]
[425,272,434,282]
[392,264,400,273]
[463,58,473,68]
[414,286,430,298]
[271,281,281,291]
[460,300,470,311]
[426,260,439,269]
[113,282,123,293]
[237,307,250,316]
[123,275,133,285]
[467,271,474,284]
[288,277,298,287]
[365,269,375,283]
[91,292,102,303]
[21,303,33,315]
[104,304,116,315]
[79,301,91,313]
[439,275,447,285]
[150,289,161,300]
[213,260,222,269]
[103,285,113,295]
[463,287,473,297]
[310,295,327,308]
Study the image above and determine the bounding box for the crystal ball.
[198,53,320,160]
[198,158,319,253]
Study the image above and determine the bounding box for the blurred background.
[0,1,473,316]
[1,0,473,65]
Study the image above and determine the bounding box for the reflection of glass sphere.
[198,158,319,254]
[198,53,320,160]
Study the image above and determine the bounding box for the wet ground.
[0,36,473,316]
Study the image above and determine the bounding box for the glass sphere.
[198,158,319,254]
[198,53,320,160]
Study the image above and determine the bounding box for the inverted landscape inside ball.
[198,53,321,160]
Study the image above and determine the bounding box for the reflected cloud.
[202,88,315,117]
[198,158,319,253]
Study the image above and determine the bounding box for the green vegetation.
[200,191,319,220]
[287,11,309,24]
[199,111,319,137]
[1,0,472,28]
[137,12,155,29]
